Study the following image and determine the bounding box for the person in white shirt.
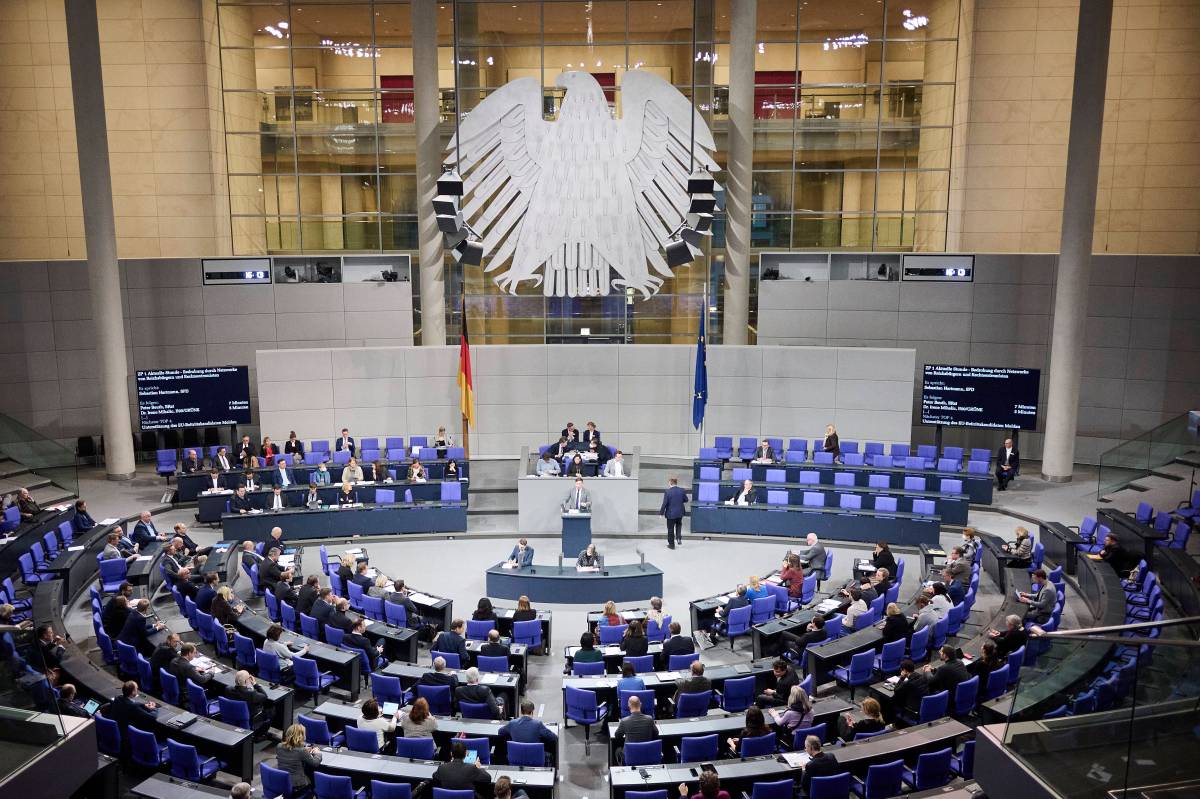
[603,450,626,478]
[927,584,952,620]
[215,447,232,471]
[243,471,259,492]
[561,478,590,512]
[535,451,561,476]
[357,698,396,751]
[270,486,287,511]
[276,460,292,487]
[726,479,756,506]
[843,588,868,628]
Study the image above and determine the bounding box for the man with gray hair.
[796,533,828,580]
[800,734,841,794]
[230,783,252,799]
[989,613,1029,657]
[417,656,458,690]
[455,665,501,718]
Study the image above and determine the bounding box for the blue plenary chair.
[314,772,366,799]
[791,722,827,749]
[431,649,461,668]
[668,653,700,670]
[298,713,344,748]
[725,604,752,650]
[128,726,169,769]
[478,654,511,673]
[345,724,382,753]
[466,620,493,641]
[901,746,953,791]
[740,732,777,757]
[951,739,975,779]
[415,683,452,715]
[748,779,794,799]
[676,690,712,718]
[953,675,979,716]
[94,714,121,756]
[809,773,852,799]
[572,660,605,677]
[565,685,607,754]
[851,758,903,798]
[618,689,656,718]
[460,701,493,720]
[679,734,718,762]
[372,783,412,799]
[832,650,875,699]
[507,740,547,768]
[293,656,336,697]
[717,675,755,712]
[261,762,307,799]
[218,697,252,730]
[395,736,437,759]
[168,738,226,781]
[624,739,663,766]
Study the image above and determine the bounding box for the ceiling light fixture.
[902,9,930,30]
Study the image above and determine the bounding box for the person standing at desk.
[726,479,756,506]
[562,478,591,513]
[312,463,331,485]
[659,477,688,550]
[796,533,828,580]
[343,457,365,483]
[751,439,775,463]
[284,431,305,461]
[603,450,627,477]
[822,424,841,461]
[576,544,601,568]
[535,451,561,476]
[996,437,1019,491]
[336,428,355,457]
[507,538,535,567]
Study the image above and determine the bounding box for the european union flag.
[692,307,707,430]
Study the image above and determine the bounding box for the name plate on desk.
[577,566,600,573]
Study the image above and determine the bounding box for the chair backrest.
[261,763,296,798]
[298,713,335,745]
[668,653,699,670]
[676,690,712,717]
[740,732,776,757]
[460,701,493,720]
[564,685,600,722]
[698,447,718,460]
[623,739,662,766]
[832,472,853,487]
[839,493,861,510]
[361,594,385,622]
[750,778,795,799]
[679,734,719,762]
[385,437,405,455]
[731,467,752,482]
[395,736,437,759]
[158,668,180,704]
[598,624,628,645]
[863,759,904,797]
[812,451,833,465]
[697,482,718,503]
[315,773,359,799]
[721,675,756,712]
[912,747,953,789]
[699,466,719,481]
[984,664,1010,700]
[766,489,788,506]
[738,437,757,458]
[219,696,251,728]
[904,475,926,491]
[384,601,408,628]
[940,478,962,494]
[466,619,493,641]
[376,488,395,504]
[765,468,786,483]
[920,690,949,723]
[750,595,775,624]
[967,460,988,474]
[802,491,824,507]
[714,436,733,457]
[127,726,162,768]
[785,450,806,464]
[936,457,959,472]
[414,683,452,715]
[572,659,605,677]
[441,481,462,502]
[345,724,381,753]
[505,741,545,768]
[1006,647,1025,684]
[841,452,862,466]
[953,675,979,715]
[95,713,121,756]
[513,619,542,647]
[808,772,852,799]
[256,648,283,683]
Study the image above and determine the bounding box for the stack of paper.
[407,592,439,606]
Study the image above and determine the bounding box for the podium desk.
[518,475,638,533]
[486,562,664,605]
[561,511,592,555]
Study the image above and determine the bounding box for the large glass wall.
[216,0,957,343]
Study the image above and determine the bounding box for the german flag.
[458,296,475,429]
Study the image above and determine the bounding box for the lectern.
[561,511,592,557]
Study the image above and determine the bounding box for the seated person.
[229,485,254,513]
[549,437,571,459]
[880,602,911,642]
[432,619,470,663]
[1002,526,1034,566]
[312,463,331,485]
[599,600,621,627]
[445,459,460,479]
[620,619,649,657]
[344,618,386,671]
[264,623,307,670]
[841,697,886,738]
[564,454,586,478]
[455,666,501,718]
[727,706,771,754]
[725,479,755,506]
[535,451,561,476]
[507,538,535,567]
[180,449,203,474]
[911,594,938,631]
[842,588,869,628]
[1088,532,1140,578]
[603,450,627,477]
[473,597,497,622]
[351,561,374,590]
[891,659,929,716]
[616,662,644,692]
[673,660,711,703]
[573,632,604,664]
[337,482,358,505]
[745,575,770,601]
[242,469,260,491]
[418,656,459,689]
[576,543,601,568]
[407,459,427,482]
[751,438,776,463]
[373,460,393,483]
[587,438,609,467]
[480,629,510,659]
[343,457,365,483]
[613,694,658,764]
[707,585,750,643]
[988,614,1029,656]
[304,482,322,508]
[871,541,898,575]
[780,615,826,661]
[1019,569,1056,625]
[231,669,272,728]
[267,485,289,511]
[434,741,493,797]
[561,422,579,444]
[968,640,1006,678]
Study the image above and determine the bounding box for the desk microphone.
[636,548,645,569]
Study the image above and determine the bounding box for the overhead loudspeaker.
[681,225,710,248]
[687,212,713,232]
[688,193,717,214]
[687,171,715,194]
[437,211,464,235]
[453,238,484,266]
[433,195,459,216]
[437,170,464,196]
[664,238,696,267]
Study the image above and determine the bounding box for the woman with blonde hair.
[601,600,620,627]
[745,575,769,601]
[210,585,244,627]
[275,723,322,789]
[843,697,886,740]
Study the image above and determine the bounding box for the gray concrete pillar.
[1041,0,1113,482]
[65,0,135,480]
[413,0,446,346]
[722,0,755,345]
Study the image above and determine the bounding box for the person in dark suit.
[35,623,66,670]
[266,486,290,511]
[756,659,799,708]
[780,615,827,661]
[296,575,320,617]
[673,660,712,703]
[500,699,558,759]
[56,684,90,718]
[169,643,212,699]
[351,562,374,590]
[72,499,96,532]
[871,541,897,575]
[455,666,501,718]
[214,448,233,472]
[880,603,912,643]
[561,422,579,444]
[924,645,971,699]
[619,619,650,657]
[433,619,470,663]
[661,622,695,662]
[582,421,601,445]
[344,618,384,671]
[311,589,336,627]
[272,460,295,488]
[105,681,158,738]
[150,632,181,681]
[660,477,688,549]
[16,487,41,520]
[996,438,1019,490]
[799,735,840,796]
[709,585,750,643]
[335,428,356,457]
[506,538,535,567]
[727,479,756,506]
[989,614,1028,656]
[891,659,929,715]
[235,435,256,463]
[195,573,219,614]
[202,468,225,493]
[613,694,658,762]
[751,439,776,463]
[131,511,166,548]
[229,485,253,514]
[274,569,299,606]
[101,583,134,639]
[417,657,459,690]
[118,599,164,657]
[549,438,571,459]
[327,598,356,633]
[231,669,271,727]
[180,449,203,474]
[260,549,284,590]
[480,629,510,659]
[433,741,492,798]
[822,424,841,459]
[283,432,305,461]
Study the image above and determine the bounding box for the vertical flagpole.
[461,295,471,460]
[700,280,707,449]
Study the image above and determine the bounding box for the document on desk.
[135,555,153,561]
[814,599,841,613]
[780,752,811,768]
[100,518,120,525]
[501,562,517,569]
[279,555,296,569]
[67,545,85,552]
[249,508,263,514]
[481,672,500,684]
[407,592,440,606]
[577,566,600,573]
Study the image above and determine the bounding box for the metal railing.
[1097,411,1199,498]
[0,412,79,500]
